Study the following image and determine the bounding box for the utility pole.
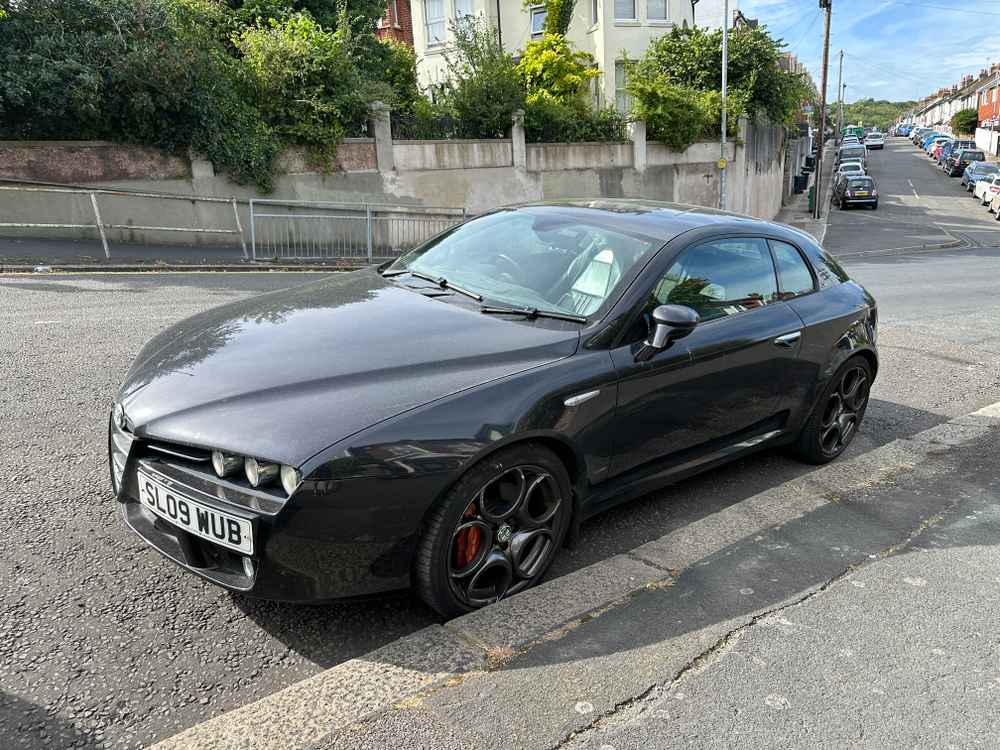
[812,0,832,220]
[719,0,729,210]
[835,50,844,142]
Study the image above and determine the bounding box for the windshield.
[841,147,866,158]
[847,178,873,189]
[962,152,985,161]
[977,164,1000,174]
[389,208,660,318]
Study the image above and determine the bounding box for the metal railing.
[0,185,246,259]
[248,200,466,262]
[0,184,467,264]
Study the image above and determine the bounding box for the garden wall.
[0,118,789,248]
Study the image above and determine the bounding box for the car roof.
[508,200,796,244]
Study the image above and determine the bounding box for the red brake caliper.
[453,502,481,569]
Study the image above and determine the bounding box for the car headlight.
[245,457,279,488]
[280,465,301,497]
[212,451,243,478]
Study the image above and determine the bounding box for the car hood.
[119,268,579,466]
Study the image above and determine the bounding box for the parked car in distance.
[924,136,950,155]
[836,163,867,182]
[937,140,975,166]
[990,191,1000,219]
[108,200,880,616]
[946,149,987,176]
[963,161,1000,191]
[973,175,1000,206]
[920,133,944,150]
[838,144,868,169]
[912,128,932,145]
[832,175,878,210]
[865,133,885,149]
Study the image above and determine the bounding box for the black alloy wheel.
[794,356,872,464]
[414,444,571,618]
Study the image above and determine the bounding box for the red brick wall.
[376,0,414,46]
[978,84,1000,127]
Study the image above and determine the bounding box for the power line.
[884,0,1000,14]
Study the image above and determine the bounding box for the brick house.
[377,0,415,46]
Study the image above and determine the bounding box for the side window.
[652,238,778,323]
[770,240,816,300]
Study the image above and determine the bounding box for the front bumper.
[109,419,421,602]
[843,196,877,205]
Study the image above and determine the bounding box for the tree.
[440,15,525,138]
[627,25,807,127]
[840,98,915,130]
[951,108,979,136]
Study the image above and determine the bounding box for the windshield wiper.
[481,305,588,324]
[382,268,483,301]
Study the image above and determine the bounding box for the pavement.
[3,137,1000,749]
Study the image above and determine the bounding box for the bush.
[524,98,628,143]
[440,15,524,138]
[516,33,597,107]
[0,0,281,187]
[627,77,709,150]
[236,12,364,155]
[951,108,979,136]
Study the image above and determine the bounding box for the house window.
[647,0,667,20]
[530,5,547,36]
[592,0,599,24]
[615,0,636,19]
[455,0,473,17]
[425,0,446,46]
[615,61,631,113]
[391,0,399,25]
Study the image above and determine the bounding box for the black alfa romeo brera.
[110,200,878,617]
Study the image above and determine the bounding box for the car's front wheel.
[794,356,872,465]
[414,443,572,618]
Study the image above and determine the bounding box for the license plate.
[137,470,253,555]
[855,191,869,196]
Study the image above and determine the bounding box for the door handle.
[773,331,802,348]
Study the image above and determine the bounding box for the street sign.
[718,158,727,170]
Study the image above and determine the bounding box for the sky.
[737,0,1000,103]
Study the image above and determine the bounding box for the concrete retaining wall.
[0,119,790,249]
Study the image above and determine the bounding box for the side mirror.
[635,304,700,362]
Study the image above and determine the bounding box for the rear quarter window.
[798,239,850,289]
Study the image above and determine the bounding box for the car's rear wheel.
[414,443,572,618]
[793,356,872,465]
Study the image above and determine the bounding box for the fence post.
[366,204,373,264]
[89,192,110,259]
[249,199,256,261]
[232,198,248,260]
[369,101,395,173]
[630,119,647,174]
[511,109,527,170]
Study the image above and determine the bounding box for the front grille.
[135,439,288,516]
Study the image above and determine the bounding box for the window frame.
[530,4,547,36]
[767,238,818,301]
[614,0,637,21]
[646,0,668,21]
[424,0,446,47]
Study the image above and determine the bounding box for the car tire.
[872,201,878,210]
[793,356,872,465]
[413,443,572,618]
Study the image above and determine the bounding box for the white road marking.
[33,320,63,325]
[908,179,919,198]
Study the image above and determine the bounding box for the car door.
[607,236,804,479]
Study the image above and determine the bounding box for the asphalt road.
[823,137,1000,257]
[2,172,1000,747]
